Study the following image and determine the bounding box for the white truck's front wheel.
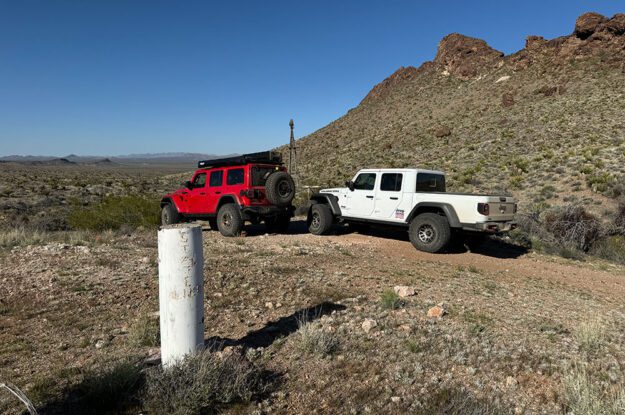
[308,204,334,235]
[408,213,451,253]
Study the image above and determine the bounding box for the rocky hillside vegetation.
[283,12,625,212]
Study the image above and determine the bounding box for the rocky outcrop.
[361,66,419,104]
[574,12,608,39]
[434,33,504,79]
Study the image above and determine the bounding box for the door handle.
[215,191,221,195]
[199,192,206,195]
[390,197,398,200]
[366,195,374,199]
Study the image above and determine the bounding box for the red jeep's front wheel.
[217,203,243,237]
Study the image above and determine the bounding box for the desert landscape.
[2,9,625,415]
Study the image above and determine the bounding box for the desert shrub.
[128,311,160,347]
[574,320,605,351]
[591,236,625,264]
[380,289,403,310]
[143,350,266,415]
[296,316,339,356]
[68,195,160,231]
[421,385,510,414]
[614,202,625,233]
[564,364,625,415]
[0,228,46,249]
[542,205,603,251]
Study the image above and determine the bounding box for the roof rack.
[197,151,282,169]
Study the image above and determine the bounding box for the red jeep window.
[192,172,206,188]
[209,170,223,187]
[226,168,244,185]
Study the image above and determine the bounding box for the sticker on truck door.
[395,209,405,219]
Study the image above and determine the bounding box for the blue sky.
[0,1,622,156]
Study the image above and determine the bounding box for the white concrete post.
[158,223,204,367]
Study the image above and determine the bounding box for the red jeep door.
[187,172,209,214]
[205,169,224,214]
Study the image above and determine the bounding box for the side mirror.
[184,180,193,189]
[346,180,355,191]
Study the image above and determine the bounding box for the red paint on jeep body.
[163,163,286,216]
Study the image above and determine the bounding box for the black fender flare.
[406,202,461,228]
[216,194,241,211]
[160,197,174,208]
[307,193,342,216]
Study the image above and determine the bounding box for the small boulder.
[393,286,416,298]
[434,126,452,138]
[362,318,378,333]
[427,305,446,318]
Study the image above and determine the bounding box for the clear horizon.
[1,1,622,157]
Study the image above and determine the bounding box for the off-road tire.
[265,214,291,233]
[308,203,334,235]
[408,213,451,253]
[208,218,218,231]
[265,171,295,206]
[217,203,243,237]
[161,204,180,225]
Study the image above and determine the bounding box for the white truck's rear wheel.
[308,204,333,235]
[409,213,451,253]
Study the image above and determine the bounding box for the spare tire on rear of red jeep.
[265,171,295,206]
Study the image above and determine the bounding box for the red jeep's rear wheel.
[217,203,243,237]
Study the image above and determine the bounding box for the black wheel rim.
[311,212,321,229]
[278,180,291,198]
[418,224,435,244]
[222,212,232,228]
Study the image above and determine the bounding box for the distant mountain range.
[0,152,237,166]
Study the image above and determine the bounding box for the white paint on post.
[158,223,205,367]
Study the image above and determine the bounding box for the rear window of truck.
[416,173,445,192]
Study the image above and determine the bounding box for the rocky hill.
[282,12,625,211]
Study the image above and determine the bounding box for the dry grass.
[564,364,625,415]
[127,311,160,348]
[143,349,266,415]
[574,319,606,351]
[296,316,339,356]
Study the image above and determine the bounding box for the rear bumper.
[462,221,518,233]
[241,205,294,220]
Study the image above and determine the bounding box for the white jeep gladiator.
[306,168,517,253]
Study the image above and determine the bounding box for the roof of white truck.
[358,168,445,175]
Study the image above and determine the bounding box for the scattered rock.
[502,92,515,107]
[506,376,518,388]
[362,318,378,333]
[433,126,452,138]
[393,286,416,297]
[391,396,401,403]
[427,305,446,318]
[495,75,510,83]
[95,339,106,349]
[265,302,274,309]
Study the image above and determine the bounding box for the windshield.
[251,166,278,186]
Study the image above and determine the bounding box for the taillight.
[477,203,489,216]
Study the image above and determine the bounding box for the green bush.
[380,289,403,310]
[68,196,160,231]
[591,236,625,264]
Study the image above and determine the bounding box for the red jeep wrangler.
[160,151,295,236]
